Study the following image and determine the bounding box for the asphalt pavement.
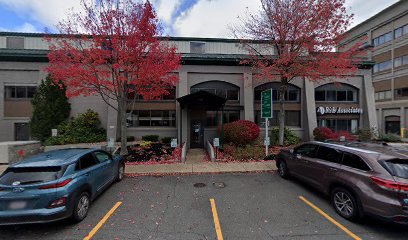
[0,173,407,240]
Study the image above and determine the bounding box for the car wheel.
[72,192,90,222]
[116,163,125,182]
[278,160,290,179]
[331,187,360,221]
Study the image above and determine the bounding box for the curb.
[124,169,276,177]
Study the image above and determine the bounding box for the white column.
[177,70,189,146]
[243,70,254,121]
[304,78,317,140]
[362,72,378,130]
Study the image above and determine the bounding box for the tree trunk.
[278,89,285,146]
[278,82,288,146]
[119,97,128,156]
[116,102,122,141]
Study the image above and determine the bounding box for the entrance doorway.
[191,111,205,148]
[15,122,29,141]
[385,116,400,134]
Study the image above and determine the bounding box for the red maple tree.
[46,0,181,154]
[233,0,368,145]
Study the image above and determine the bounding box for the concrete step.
[185,149,207,164]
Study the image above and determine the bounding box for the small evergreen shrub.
[29,75,71,142]
[379,133,401,142]
[142,135,159,142]
[271,127,301,146]
[161,137,172,145]
[357,128,373,141]
[45,109,106,145]
[220,120,260,145]
[127,136,135,142]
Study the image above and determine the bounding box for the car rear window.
[0,166,65,186]
[382,159,408,179]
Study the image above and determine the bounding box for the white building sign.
[317,107,363,115]
[171,138,178,148]
[213,138,220,147]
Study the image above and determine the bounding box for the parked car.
[276,141,408,224]
[0,148,125,225]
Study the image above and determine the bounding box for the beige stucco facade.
[340,0,408,135]
[0,32,376,148]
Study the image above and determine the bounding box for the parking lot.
[1,172,407,240]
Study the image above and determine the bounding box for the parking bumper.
[0,206,70,225]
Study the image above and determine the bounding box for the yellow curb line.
[83,201,122,240]
[210,198,224,240]
[299,196,361,240]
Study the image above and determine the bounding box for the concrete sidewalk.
[125,161,277,175]
[0,161,277,176]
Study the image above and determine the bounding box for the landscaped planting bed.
[124,141,182,164]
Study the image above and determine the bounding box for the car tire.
[72,192,91,223]
[116,163,125,182]
[278,160,290,179]
[331,187,360,221]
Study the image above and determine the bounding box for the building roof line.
[0,31,267,44]
[345,0,407,35]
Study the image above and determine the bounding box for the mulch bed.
[210,145,291,163]
[124,142,182,165]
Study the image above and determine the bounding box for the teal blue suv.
[0,148,125,225]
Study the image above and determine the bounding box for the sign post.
[261,89,273,156]
[213,138,220,159]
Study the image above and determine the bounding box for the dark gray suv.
[276,141,408,224]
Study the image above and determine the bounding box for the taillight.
[39,178,72,190]
[48,197,67,208]
[371,176,408,192]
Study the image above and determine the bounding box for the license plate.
[9,201,27,210]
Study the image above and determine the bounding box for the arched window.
[315,83,359,102]
[254,82,300,102]
[191,81,240,101]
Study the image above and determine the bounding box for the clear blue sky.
[0,0,400,38]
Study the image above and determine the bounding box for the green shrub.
[379,133,401,142]
[127,136,135,142]
[264,154,276,160]
[142,135,159,142]
[271,128,301,146]
[161,137,172,145]
[29,75,71,142]
[45,109,106,145]
[358,128,375,141]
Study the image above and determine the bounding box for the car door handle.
[85,173,90,176]
[329,167,338,172]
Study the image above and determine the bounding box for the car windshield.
[0,166,65,186]
[383,159,408,179]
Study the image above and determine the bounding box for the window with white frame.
[373,60,392,73]
[394,55,408,68]
[394,24,408,39]
[373,32,393,47]
[374,90,392,101]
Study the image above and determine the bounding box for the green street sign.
[261,89,273,118]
